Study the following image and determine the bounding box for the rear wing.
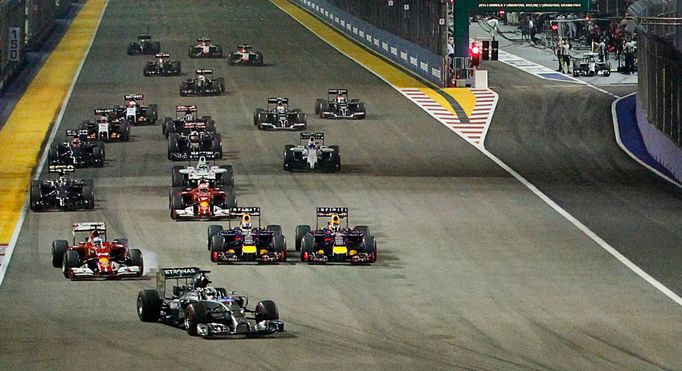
[316,207,348,217]
[94,108,114,115]
[72,222,107,232]
[155,53,170,58]
[138,35,151,40]
[197,38,211,43]
[328,89,348,95]
[195,69,213,75]
[176,105,198,113]
[229,207,261,217]
[182,121,207,130]
[268,97,288,104]
[124,94,143,101]
[48,164,75,174]
[300,132,324,140]
[65,129,88,137]
[156,267,207,298]
[237,44,252,49]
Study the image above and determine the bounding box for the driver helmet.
[328,213,341,231]
[70,136,81,148]
[127,100,137,108]
[98,115,108,123]
[197,74,207,82]
[241,213,252,230]
[188,130,200,142]
[198,180,209,193]
[191,273,210,289]
[183,110,194,121]
[92,237,104,249]
[276,104,286,114]
[307,137,317,149]
[202,287,218,300]
[56,174,67,186]
[336,94,346,103]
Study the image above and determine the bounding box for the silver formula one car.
[283,132,340,172]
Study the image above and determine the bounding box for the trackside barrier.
[27,0,57,49]
[0,0,27,92]
[291,0,445,86]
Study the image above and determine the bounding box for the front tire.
[184,302,207,336]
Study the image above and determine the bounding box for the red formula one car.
[51,222,143,280]
[169,180,237,220]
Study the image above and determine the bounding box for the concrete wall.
[636,95,682,182]
[291,0,444,85]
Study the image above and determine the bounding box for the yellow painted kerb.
[271,0,476,116]
[0,0,108,243]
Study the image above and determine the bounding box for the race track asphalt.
[1,1,681,369]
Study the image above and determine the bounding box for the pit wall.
[290,0,444,86]
[636,95,682,183]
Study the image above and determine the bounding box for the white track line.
[0,0,110,288]
[274,0,682,307]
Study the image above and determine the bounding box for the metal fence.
[325,0,445,55]
[629,0,681,147]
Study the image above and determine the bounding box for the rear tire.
[208,225,223,250]
[266,225,282,236]
[172,166,185,187]
[272,235,286,261]
[283,145,294,171]
[52,240,69,268]
[354,225,370,237]
[315,98,325,115]
[295,225,311,251]
[137,289,161,322]
[218,165,233,187]
[301,234,315,261]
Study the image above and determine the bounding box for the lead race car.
[127,35,161,55]
[172,156,233,188]
[143,53,181,77]
[295,207,377,264]
[283,132,340,172]
[48,129,105,168]
[207,207,287,264]
[51,222,143,280]
[30,165,95,211]
[78,108,130,142]
[253,98,307,131]
[112,94,158,125]
[315,89,366,119]
[188,38,223,58]
[136,267,284,337]
[169,180,236,220]
[227,44,263,65]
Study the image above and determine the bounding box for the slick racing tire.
[272,235,286,261]
[92,144,105,168]
[255,300,279,322]
[254,108,265,126]
[207,225,223,250]
[266,225,282,236]
[353,225,370,238]
[172,166,185,187]
[329,145,341,172]
[30,180,43,211]
[356,102,367,119]
[283,145,294,171]
[63,250,80,278]
[217,165,233,187]
[315,99,325,115]
[184,302,207,336]
[128,249,144,276]
[168,134,179,160]
[172,61,181,75]
[211,234,225,254]
[120,120,130,141]
[137,290,161,322]
[364,235,377,263]
[51,240,69,268]
[171,195,183,219]
[253,52,264,65]
[301,234,315,262]
[147,104,158,124]
[294,225,311,251]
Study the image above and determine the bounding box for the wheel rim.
[137,297,143,317]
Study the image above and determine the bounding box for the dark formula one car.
[143,53,181,77]
[127,35,161,55]
[169,180,236,220]
[295,207,377,264]
[188,38,223,58]
[315,89,366,119]
[253,98,307,131]
[207,207,286,263]
[168,129,222,161]
[52,222,143,280]
[136,267,284,337]
[227,44,263,66]
[78,108,130,142]
[172,156,234,188]
[162,105,215,137]
[112,94,158,125]
[180,69,225,97]
[283,132,340,172]
[48,129,105,168]
[30,165,95,211]
[572,52,611,77]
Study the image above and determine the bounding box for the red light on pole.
[469,42,480,67]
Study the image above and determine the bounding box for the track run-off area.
[1,0,681,369]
